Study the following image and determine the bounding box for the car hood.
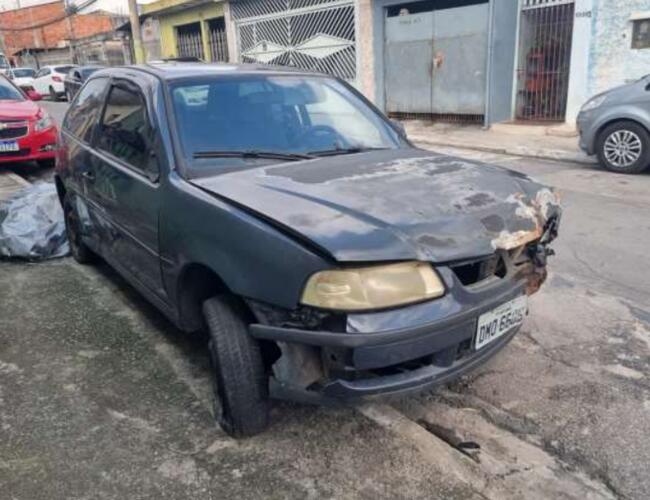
[0,99,39,120]
[592,76,650,104]
[191,149,561,263]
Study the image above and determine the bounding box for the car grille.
[0,121,29,140]
[451,254,508,286]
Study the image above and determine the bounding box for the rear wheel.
[63,194,96,264]
[203,295,270,438]
[49,85,58,101]
[597,121,650,174]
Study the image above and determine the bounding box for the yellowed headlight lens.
[301,262,445,311]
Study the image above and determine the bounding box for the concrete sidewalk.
[0,171,30,202]
[404,121,597,165]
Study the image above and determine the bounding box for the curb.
[411,137,597,166]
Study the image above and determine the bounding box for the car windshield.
[0,78,24,101]
[13,68,35,78]
[55,65,74,74]
[171,75,402,175]
[80,67,101,78]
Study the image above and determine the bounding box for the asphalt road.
[1,103,649,499]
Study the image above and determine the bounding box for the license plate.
[0,141,19,152]
[475,296,528,350]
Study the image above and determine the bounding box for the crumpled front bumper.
[250,283,524,399]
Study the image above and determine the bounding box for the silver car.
[577,74,650,174]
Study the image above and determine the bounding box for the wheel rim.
[603,130,643,168]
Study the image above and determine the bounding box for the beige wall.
[356,0,376,103]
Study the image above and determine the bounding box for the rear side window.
[63,77,108,143]
[96,84,156,177]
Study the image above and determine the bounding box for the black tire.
[63,194,96,264]
[203,296,270,438]
[596,121,650,174]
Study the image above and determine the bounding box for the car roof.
[94,62,322,82]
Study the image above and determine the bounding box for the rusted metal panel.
[383,4,489,118]
[431,4,489,115]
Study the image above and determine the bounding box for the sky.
[0,0,135,15]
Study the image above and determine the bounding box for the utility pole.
[127,0,144,63]
[64,0,78,63]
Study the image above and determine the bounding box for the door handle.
[82,171,96,182]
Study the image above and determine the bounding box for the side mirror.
[391,119,408,139]
[26,89,43,101]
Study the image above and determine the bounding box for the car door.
[60,76,111,248]
[87,78,166,299]
[73,70,82,93]
[32,68,44,93]
[67,70,81,97]
[35,67,51,94]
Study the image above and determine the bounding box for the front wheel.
[203,296,270,438]
[597,121,650,174]
[63,194,96,264]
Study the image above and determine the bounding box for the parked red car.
[0,75,58,167]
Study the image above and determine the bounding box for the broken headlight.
[300,261,445,312]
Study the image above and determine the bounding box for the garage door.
[385,3,489,120]
[230,0,357,82]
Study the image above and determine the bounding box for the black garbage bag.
[0,182,69,260]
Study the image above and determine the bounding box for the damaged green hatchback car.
[55,63,561,437]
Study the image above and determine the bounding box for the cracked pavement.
[1,125,649,499]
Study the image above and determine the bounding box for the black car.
[64,65,105,101]
[55,63,561,437]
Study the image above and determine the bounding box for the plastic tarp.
[0,182,69,260]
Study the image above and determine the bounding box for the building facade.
[224,0,519,126]
[130,0,650,127]
[140,0,229,62]
[0,1,120,67]
[564,0,650,122]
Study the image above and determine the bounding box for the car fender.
[159,173,332,317]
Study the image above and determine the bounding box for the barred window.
[632,19,650,50]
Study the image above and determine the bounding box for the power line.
[0,0,101,32]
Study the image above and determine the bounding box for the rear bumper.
[251,284,525,400]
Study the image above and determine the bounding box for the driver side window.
[97,84,158,179]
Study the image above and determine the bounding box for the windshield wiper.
[193,150,315,161]
[308,146,390,157]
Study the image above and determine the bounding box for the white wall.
[589,0,650,95]
[565,0,593,123]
